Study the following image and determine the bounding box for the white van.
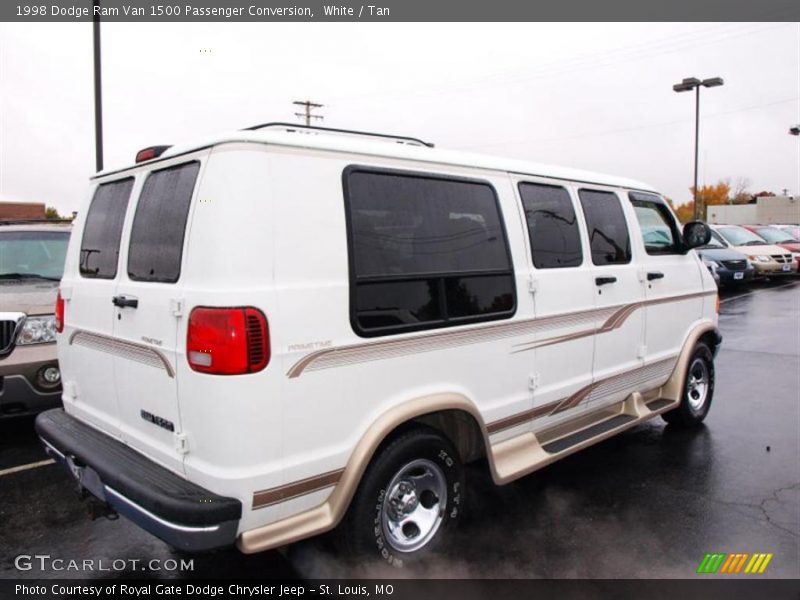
[37,123,720,565]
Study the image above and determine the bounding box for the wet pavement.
[1,280,798,579]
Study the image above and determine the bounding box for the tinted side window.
[128,162,200,283]
[345,168,515,336]
[578,189,631,266]
[629,192,682,255]
[519,183,582,268]
[80,178,134,279]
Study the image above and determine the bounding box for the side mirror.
[683,221,712,251]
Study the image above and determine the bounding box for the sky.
[0,22,798,214]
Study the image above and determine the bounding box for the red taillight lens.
[187,307,270,375]
[55,291,65,333]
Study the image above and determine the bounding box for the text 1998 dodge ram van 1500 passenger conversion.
[37,123,720,565]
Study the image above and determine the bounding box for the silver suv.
[0,222,70,418]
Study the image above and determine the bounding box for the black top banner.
[3,0,800,22]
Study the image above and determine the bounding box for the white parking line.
[0,459,55,477]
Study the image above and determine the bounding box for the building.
[707,196,800,225]
[0,201,46,221]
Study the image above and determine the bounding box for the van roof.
[94,127,658,193]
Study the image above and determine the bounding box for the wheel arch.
[238,392,490,553]
[660,321,721,403]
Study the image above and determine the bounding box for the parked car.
[0,221,70,417]
[696,231,755,286]
[772,224,800,241]
[710,224,797,277]
[37,123,720,565]
[742,225,800,271]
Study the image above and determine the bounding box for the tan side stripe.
[486,400,563,434]
[287,291,714,378]
[487,356,678,434]
[252,468,345,510]
[69,330,175,378]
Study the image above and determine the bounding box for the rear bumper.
[35,409,241,552]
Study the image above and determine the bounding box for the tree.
[730,177,752,205]
[45,206,62,220]
[673,201,696,224]
[689,180,732,220]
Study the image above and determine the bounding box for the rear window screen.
[80,178,134,279]
[127,162,200,283]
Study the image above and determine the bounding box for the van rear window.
[80,178,134,279]
[127,162,200,283]
[344,167,516,336]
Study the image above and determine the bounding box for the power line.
[293,100,324,126]
[328,23,791,105]
[454,97,800,151]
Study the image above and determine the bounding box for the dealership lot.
[1,280,797,579]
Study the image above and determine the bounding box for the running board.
[541,414,637,453]
[488,391,679,485]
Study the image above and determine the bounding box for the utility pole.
[93,0,104,172]
[293,100,324,126]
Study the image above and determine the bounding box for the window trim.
[126,160,200,284]
[517,181,584,270]
[577,187,633,267]
[628,191,684,256]
[79,176,135,280]
[342,165,517,338]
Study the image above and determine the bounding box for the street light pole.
[93,0,104,172]
[693,85,700,219]
[673,76,724,220]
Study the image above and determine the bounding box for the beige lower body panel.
[237,322,718,554]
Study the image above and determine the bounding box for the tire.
[337,426,464,567]
[662,342,715,427]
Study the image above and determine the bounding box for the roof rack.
[243,122,435,148]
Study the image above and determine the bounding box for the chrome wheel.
[686,357,709,411]
[381,458,447,553]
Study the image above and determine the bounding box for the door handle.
[647,271,665,281]
[112,296,138,309]
[595,276,617,286]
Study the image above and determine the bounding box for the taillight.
[187,307,270,375]
[55,291,65,333]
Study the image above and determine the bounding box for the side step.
[541,414,637,454]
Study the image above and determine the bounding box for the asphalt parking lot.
[1,279,798,580]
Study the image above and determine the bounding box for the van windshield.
[0,230,70,281]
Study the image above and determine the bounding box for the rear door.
[60,177,135,436]
[513,180,597,428]
[112,161,201,472]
